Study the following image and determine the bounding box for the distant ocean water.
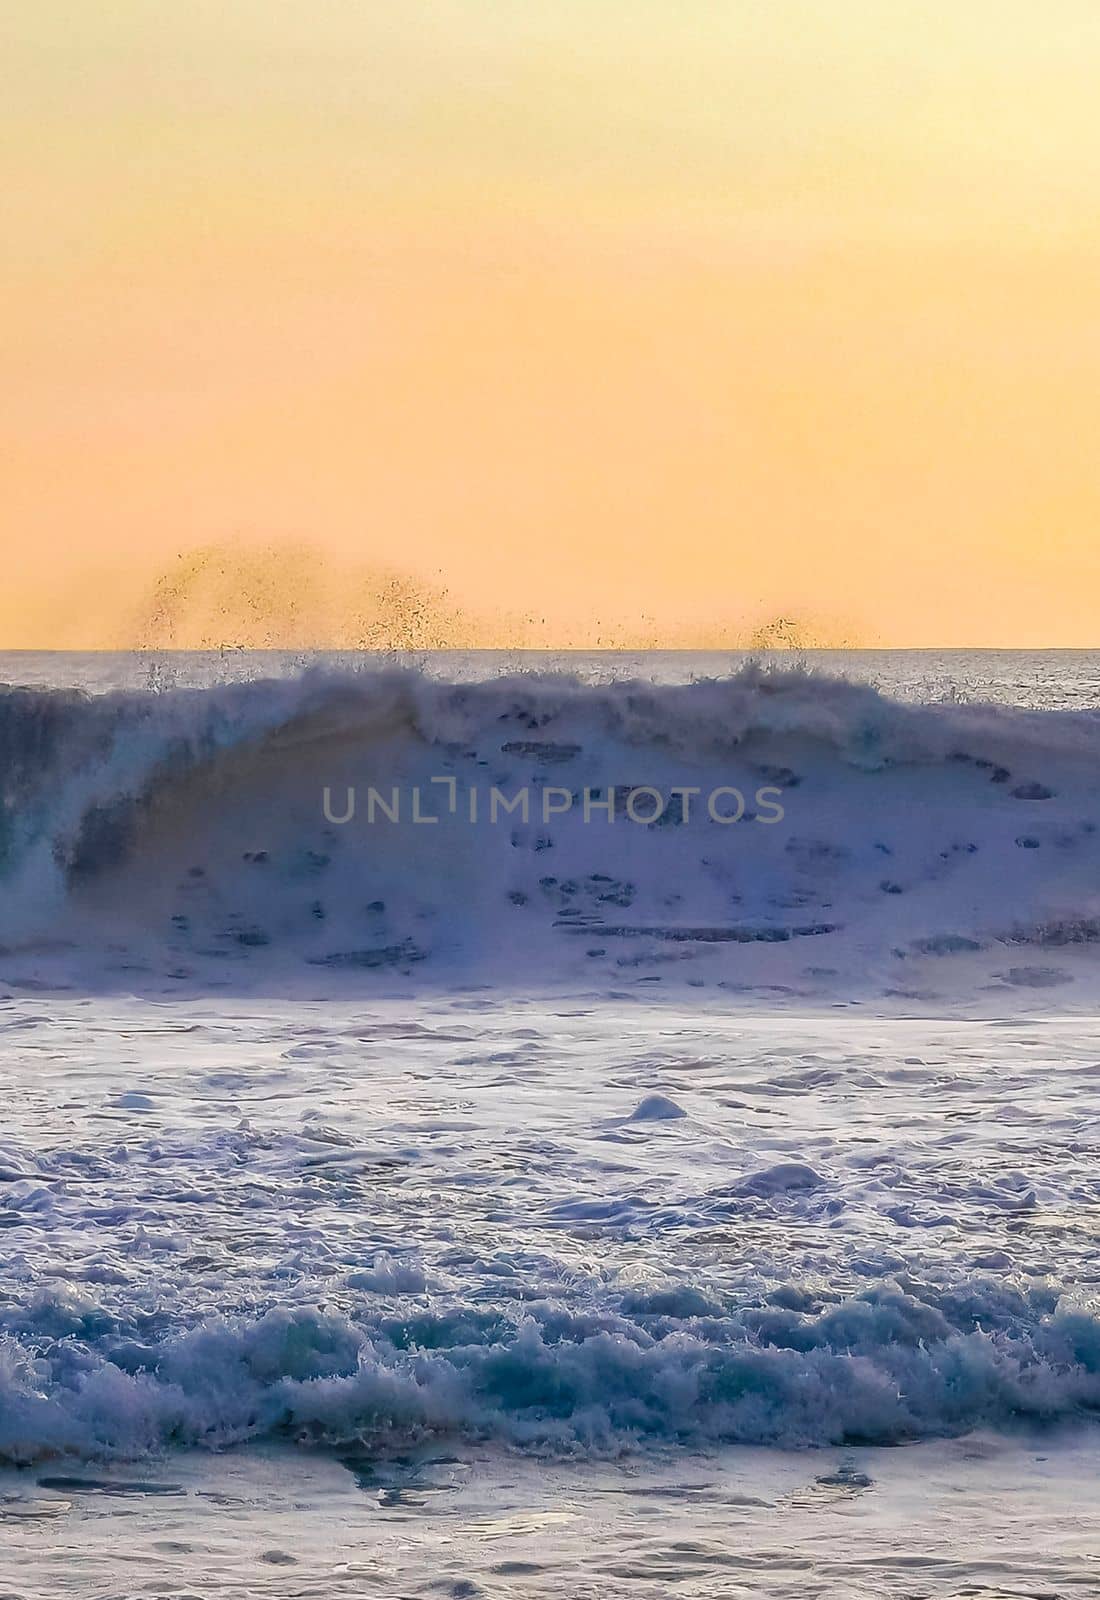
[1,648,1099,1597]
[2,646,1100,707]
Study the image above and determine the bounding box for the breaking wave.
[2,1279,1100,1465]
[1,663,1099,995]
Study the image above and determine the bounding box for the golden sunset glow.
[3,2,1099,646]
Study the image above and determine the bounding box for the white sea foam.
[2,1279,1100,1466]
[1,996,1100,1468]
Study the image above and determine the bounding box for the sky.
[3,1,1099,647]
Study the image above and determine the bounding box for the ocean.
[1,650,1099,1597]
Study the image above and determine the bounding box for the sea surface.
[1,650,1099,1597]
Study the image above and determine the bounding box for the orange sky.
[3,1,1099,647]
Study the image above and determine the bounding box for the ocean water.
[1,650,1099,1597]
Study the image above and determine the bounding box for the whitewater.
[1,650,1099,1598]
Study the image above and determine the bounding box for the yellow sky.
[3,1,1099,647]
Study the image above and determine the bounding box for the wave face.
[2,664,1099,999]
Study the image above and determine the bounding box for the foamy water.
[1,650,1098,1597]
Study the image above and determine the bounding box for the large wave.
[2,663,1099,996]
